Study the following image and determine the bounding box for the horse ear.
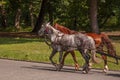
[46,22,51,26]
[48,22,51,25]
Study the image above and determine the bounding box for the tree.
[0,0,120,32]
[32,0,48,33]
[0,0,7,28]
[14,5,21,31]
[29,1,34,28]
[9,0,22,31]
[89,0,100,34]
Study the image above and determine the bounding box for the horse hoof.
[82,70,88,74]
[103,69,107,73]
[103,68,108,73]
[88,63,92,69]
[82,68,89,74]
[75,64,79,71]
[82,70,86,74]
[103,65,109,73]
[54,64,59,71]
[55,64,63,71]
[57,64,63,71]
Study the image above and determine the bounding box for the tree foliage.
[0,0,120,32]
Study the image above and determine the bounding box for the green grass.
[0,37,120,71]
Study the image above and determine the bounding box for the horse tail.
[91,50,101,63]
[88,36,100,63]
[101,33,119,64]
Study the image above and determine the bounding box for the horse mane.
[47,24,62,34]
[53,23,77,34]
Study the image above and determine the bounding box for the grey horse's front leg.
[59,51,63,63]
[49,50,58,68]
[79,49,90,73]
[57,51,63,71]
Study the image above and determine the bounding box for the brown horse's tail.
[101,33,119,64]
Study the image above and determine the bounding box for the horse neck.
[49,25,61,34]
[47,26,62,42]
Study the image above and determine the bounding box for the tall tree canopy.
[0,0,120,32]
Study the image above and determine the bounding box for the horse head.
[38,22,52,36]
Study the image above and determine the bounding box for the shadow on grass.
[0,37,44,45]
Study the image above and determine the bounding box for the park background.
[0,0,120,70]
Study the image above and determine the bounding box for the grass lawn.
[0,37,120,71]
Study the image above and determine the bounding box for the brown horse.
[53,23,118,72]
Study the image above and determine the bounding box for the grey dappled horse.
[38,22,99,73]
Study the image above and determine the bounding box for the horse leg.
[58,51,69,70]
[59,51,63,62]
[57,51,63,71]
[49,50,58,68]
[102,55,109,72]
[114,53,119,65]
[101,34,119,64]
[108,49,119,64]
[99,44,109,72]
[79,49,90,74]
[70,51,79,71]
[58,51,79,71]
[82,54,90,74]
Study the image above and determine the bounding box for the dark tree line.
[0,0,120,32]
[32,0,48,32]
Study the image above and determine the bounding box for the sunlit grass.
[0,37,119,70]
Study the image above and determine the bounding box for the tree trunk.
[15,8,21,32]
[32,0,48,33]
[0,5,7,28]
[90,0,100,34]
[14,0,21,32]
[29,2,34,28]
[48,0,53,25]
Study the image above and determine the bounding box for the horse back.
[86,33,102,47]
[53,23,77,34]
